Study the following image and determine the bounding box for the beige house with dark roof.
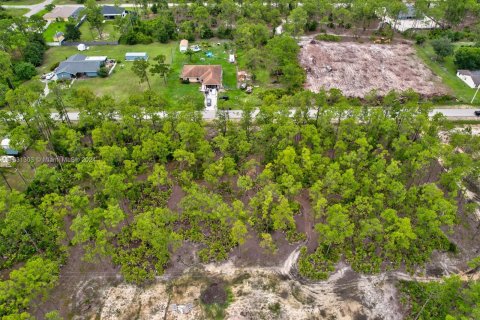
[43,6,83,21]
[180,65,223,91]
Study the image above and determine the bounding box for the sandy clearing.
[300,40,449,97]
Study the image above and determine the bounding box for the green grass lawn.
[40,41,262,110]
[3,7,28,16]
[416,44,480,105]
[79,21,119,41]
[0,0,43,5]
[43,21,66,42]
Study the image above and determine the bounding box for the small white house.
[125,52,149,61]
[382,4,439,32]
[229,54,235,63]
[179,39,189,53]
[457,70,480,89]
[101,6,128,20]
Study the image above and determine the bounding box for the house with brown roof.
[180,65,223,91]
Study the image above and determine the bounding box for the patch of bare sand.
[60,245,480,320]
[300,40,449,97]
[61,249,406,320]
[100,281,203,320]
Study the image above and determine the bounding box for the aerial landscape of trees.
[0,85,478,318]
[0,0,480,318]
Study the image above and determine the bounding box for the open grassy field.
[416,44,480,105]
[43,21,66,42]
[3,7,28,16]
[40,41,261,110]
[79,21,119,41]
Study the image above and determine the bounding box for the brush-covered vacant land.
[1,0,480,318]
[0,87,479,319]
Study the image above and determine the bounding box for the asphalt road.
[51,108,480,122]
[1,0,54,17]
[430,108,480,118]
[1,1,197,17]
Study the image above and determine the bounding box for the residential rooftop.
[181,65,223,85]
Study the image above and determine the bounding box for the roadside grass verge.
[3,8,29,17]
[31,8,48,18]
[0,0,42,5]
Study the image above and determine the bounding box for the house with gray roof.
[457,70,480,89]
[70,6,126,21]
[55,54,107,80]
[397,4,417,20]
[101,6,128,19]
[382,2,439,32]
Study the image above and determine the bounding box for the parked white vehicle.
[45,72,55,80]
[190,45,201,52]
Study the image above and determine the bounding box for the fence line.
[46,42,62,47]
[61,40,119,47]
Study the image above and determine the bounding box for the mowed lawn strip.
[416,44,480,105]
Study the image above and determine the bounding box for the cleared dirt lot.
[300,40,449,97]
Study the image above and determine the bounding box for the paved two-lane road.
[430,108,480,118]
[1,1,192,17]
[51,108,480,122]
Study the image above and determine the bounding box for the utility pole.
[471,83,480,104]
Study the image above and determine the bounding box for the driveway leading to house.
[205,88,218,111]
